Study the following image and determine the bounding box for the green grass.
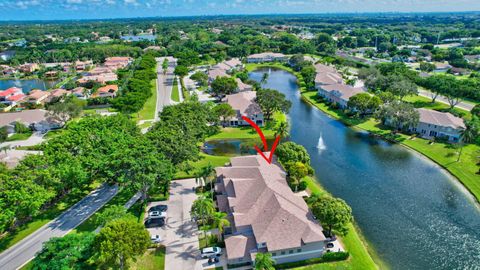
[135,66,158,122]
[403,95,472,120]
[175,153,230,179]
[129,246,166,270]
[0,182,101,253]
[206,112,286,140]
[6,131,32,142]
[297,177,379,270]
[43,129,64,139]
[171,76,180,102]
[302,90,480,203]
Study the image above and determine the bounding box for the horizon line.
[1,10,480,23]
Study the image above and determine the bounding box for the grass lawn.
[134,68,158,122]
[0,182,101,253]
[130,246,166,270]
[206,112,286,141]
[302,90,480,203]
[171,76,180,102]
[296,177,379,270]
[6,131,32,142]
[175,153,230,179]
[403,95,472,120]
[43,129,64,139]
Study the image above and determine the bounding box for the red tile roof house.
[410,108,466,142]
[0,87,23,103]
[224,91,264,127]
[93,85,119,98]
[26,89,50,104]
[215,155,328,268]
[71,87,89,99]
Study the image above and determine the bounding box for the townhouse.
[224,91,264,127]
[411,108,466,142]
[247,52,288,63]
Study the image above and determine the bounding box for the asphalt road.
[418,89,475,111]
[0,184,119,270]
[154,57,177,122]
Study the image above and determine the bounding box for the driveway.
[146,179,205,270]
[0,131,45,149]
[154,57,177,122]
[0,184,119,270]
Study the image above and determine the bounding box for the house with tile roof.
[247,52,288,63]
[411,108,466,142]
[26,90,50,104]
[216,155,328,267]
[224,91,263,127]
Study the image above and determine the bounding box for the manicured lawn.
[403,95,472,120]
[171,76,180,102]
[135,68,158,122]
[302,90,480,203]
[206,112,286,141]
[175,153,230,179]
[298,177,379,270]
[6,131,32,142]
[130,246,165,270]
[0,182,101,253]
[43,129,64,139]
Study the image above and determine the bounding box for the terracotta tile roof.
[7,93,26,102]
[217,155,326,253]
[208,68,228,80]
[0,87,22,97]
[417,108,465,129]
[97,85,118,93]
[28,90,49,100]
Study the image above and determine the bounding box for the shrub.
[298,180,308,191]
[274,251,349,269]
[321,251,350,262]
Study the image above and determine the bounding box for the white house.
[224,91,264,127]
[411,108,465,142]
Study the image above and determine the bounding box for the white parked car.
[151,234,162,244]
[149,211,167,219]
[201,247,222,258]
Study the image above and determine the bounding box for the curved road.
[0,184,119,270]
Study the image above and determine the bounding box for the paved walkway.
[0,131,45,149]
[418,89,475,111]
[0,184,119,270]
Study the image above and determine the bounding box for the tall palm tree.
[196,163,215,198]
[212,211,230,234]
[457,120,478,162]
[255,252,275,270]
[191,196,215,237]
[274,121,290,139]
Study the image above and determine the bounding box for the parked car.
[208,257,219,264]
[201,247,222,258]
[144,218,165,228]
[149,211,167,218]
[151,234,162,243]
[149,205,168,212]
[326,242,334,248]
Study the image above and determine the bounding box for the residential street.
[154,56,177,121]
[0,184,119,270]
[418,89,475,111]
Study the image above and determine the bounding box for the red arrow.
[241,116,281,164]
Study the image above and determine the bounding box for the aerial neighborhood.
[0,7,479,270]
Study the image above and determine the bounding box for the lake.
[0,79,58,93]
[247,68,480,270]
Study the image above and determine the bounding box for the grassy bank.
[132,65,158,123]
[298,177,380,270]
[302,90,480,203]
[171,76,180,102]
[175,153,230,179]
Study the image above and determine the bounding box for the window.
[297,249,302,253]
[281,251,286,255]
[289,250,294,254]
[272,252,276,256]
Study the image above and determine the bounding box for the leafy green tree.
[375,101,420,131]
[314,33,336,55]
[387,78,418,100]
[300,64,316,88]
[419,62,435,72]
[174,65,189,78]
[211,76,238,98]
[213,103,236,127]
[93,205,134,228]
[347,93,382,117]
[47,96,85,123]
[0,127,8,143]
[254,252,276,270]
[311,196,353,236]
[162,58,169,75]
[14,122,30,134]
[274,121,290,139]
[93,218,150,270]
[190,71,208,86]
[31,233,95,270]
[275,141,310,165]
[457,118,479,161]
[256,88,291,121]
[195,163,216,197]
[285,161,309,192]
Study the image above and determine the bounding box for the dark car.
[326,242,334,248]
[149,205,168,212]
[144,217,165,228]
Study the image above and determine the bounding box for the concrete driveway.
[146,179,204,270]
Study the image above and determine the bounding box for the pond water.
[247,68,480,270]
[0,79,58,93]
[203,138,276,156]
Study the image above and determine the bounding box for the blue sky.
[1,0,480,21]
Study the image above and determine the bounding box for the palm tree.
[191,196,215,237]
[195,163,215,198]
[274,121,290,139]
[457,120,478,162]
[212,211,230,237]
[254,252,275,270]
